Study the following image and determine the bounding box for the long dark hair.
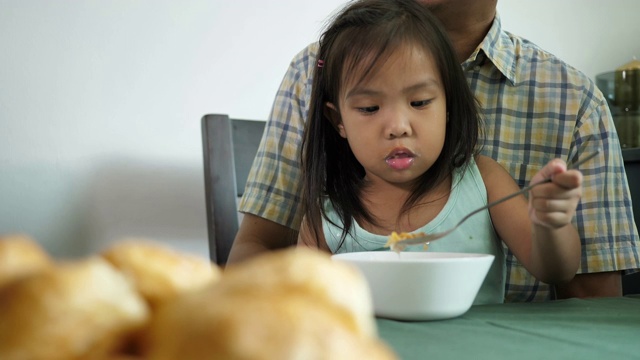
[301,0,481,249]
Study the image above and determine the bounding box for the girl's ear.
[325,102,347,138]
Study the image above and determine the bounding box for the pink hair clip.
[317,59,325,68]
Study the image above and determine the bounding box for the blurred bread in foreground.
[144,248,396,360]
[0,257,149,360]
[220,247,376,338]
[101,239,221,307]
[146,287,396,360]
[0,234,53,289]
[0,239,395,359]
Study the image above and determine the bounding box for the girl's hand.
[528,159,583,229]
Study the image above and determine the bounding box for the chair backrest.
[201,114,265,265]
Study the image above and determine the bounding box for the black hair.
[301,0,481,250]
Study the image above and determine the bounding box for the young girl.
[298,0,583,303]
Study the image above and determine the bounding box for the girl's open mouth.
[385,149,415,170]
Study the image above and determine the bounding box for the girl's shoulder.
[474,155,522,200]
[474,154,503,176]
[474,154,516,186]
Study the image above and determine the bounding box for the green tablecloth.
[377,296,640,359]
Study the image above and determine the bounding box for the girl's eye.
[357,106,379,114]
[411,99,432,108]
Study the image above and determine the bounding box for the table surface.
[377,295,640,360]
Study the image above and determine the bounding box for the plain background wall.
[1,0,639,259]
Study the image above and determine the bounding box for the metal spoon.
[383,149,601,252]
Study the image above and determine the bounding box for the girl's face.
[328,44,447,188]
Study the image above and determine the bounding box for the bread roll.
[146,288,397,360]
[144,248,396,359]
[220,247,376,338]
[101,239,221,306]
[0,257,149,360]
[0,233,52,289]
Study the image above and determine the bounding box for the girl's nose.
[386,114,412,139]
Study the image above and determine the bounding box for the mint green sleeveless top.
[323,159,505,304]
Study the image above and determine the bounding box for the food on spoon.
[0,257,149,360]
[385,231,429,252]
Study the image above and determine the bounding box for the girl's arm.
[297,216,332,253]
[476,155,582,284]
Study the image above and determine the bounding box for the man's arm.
[227,213,298,264]
[554,271,622,299]
[556,90,636,299]
[231,44,319,265]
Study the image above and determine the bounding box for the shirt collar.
[463,13,517,86]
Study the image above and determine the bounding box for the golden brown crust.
[0,233,53,289]
[0,257,149,360]
[100,239,221,307]
[221,247,376,338]
[146,289,396,360]
[145,248,397,360]
[0,238,396,359]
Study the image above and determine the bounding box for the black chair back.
[201,114,265,265]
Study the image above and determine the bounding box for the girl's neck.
[359,175,452,235]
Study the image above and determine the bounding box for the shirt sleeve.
[572,88,640,275]
[237,43,318,230]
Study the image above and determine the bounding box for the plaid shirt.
[239,14,639,302]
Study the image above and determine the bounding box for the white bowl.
[332,252,494,321]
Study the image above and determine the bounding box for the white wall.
[1,0,639,259]
[497,0,640,82]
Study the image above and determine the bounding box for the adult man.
[231,0,639,301]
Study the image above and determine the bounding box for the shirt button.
[473,65,481,71]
